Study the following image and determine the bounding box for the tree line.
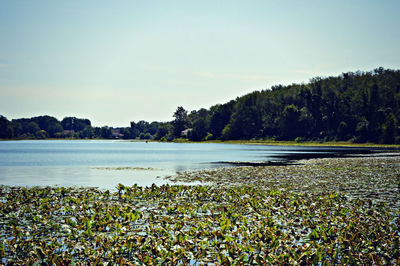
[1,67,399,143]
[170,67,400,144]
[0,116,107,139]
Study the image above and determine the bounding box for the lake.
[0,140,389,189]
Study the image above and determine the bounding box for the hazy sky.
[1,1,399,127]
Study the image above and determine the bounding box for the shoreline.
[2,137,400,148]
[171,139,400,148]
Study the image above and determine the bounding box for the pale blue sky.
[1,1,399,126]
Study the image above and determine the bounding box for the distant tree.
[12,118,31,136]
[61,117,91,131]
[187,108,208,127]
[189,117,208,141]
[381,112,397,144]
[279,104,301,140]
[27,122,40,135]
[148,122,159,135]
[81,126,94,139]
[227,92,264,139]
[120,128,132,139]
[31,116,63,137]
[221,124,232,140]
[61,117,73,131]
[130,122,140,138]
[355,121,370,143]
[209,102,234,139]
[172,106,188,137]
[154,123,171,140]
[47,123,64,137]
[35,130,49,139]
[93,127,102,138]
[130,120,156,138]
[10,121,22,138]
[100,127,112,139]
[0,116,11,138]
[187,108,209,141]
[337,121,349,140]
[136,120,150,133]
[139,132,152,140]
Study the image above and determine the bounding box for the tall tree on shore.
[0,116,11,138]
[172,106,188,137]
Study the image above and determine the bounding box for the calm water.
[0,140,382,189]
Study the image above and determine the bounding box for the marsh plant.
[0,156,399,264]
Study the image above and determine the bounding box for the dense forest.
[1,67,399,143]
[182,67,400,144]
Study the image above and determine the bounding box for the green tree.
[27,122,40,135]
[120,128,133,139]
[227,92,264,139]
[355,121,369,143]
[100,127,112,139]
[381,112,397,144]
[154,123,172,140]
[130,120,156,138]
[81,127,95,139]
[0,116,11,138]
[209,101,234,139]
[172,106,188,138]
[189,117,208,141]
[9,121,22,138]
[148,122,159,135]
[139,132,152,140]
[136,120,150,134]
[337,121,349,140]
[298,107,314,137]
[31,116,63,137]
[279,104,301,140]
[130,122,140,138]
[35,130,49,139]
[221,124,232,140]
[188,108,209,141]
[61,117,91,131]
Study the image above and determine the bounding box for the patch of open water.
[0,140,396,189]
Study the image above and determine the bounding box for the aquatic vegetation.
[168,156,400,209]
[0,156,399,264]
[92,167,162,171]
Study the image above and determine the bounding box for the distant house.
[181,128,193,137]
[111,129,124,139]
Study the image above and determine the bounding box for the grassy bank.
[0,156,399,264]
